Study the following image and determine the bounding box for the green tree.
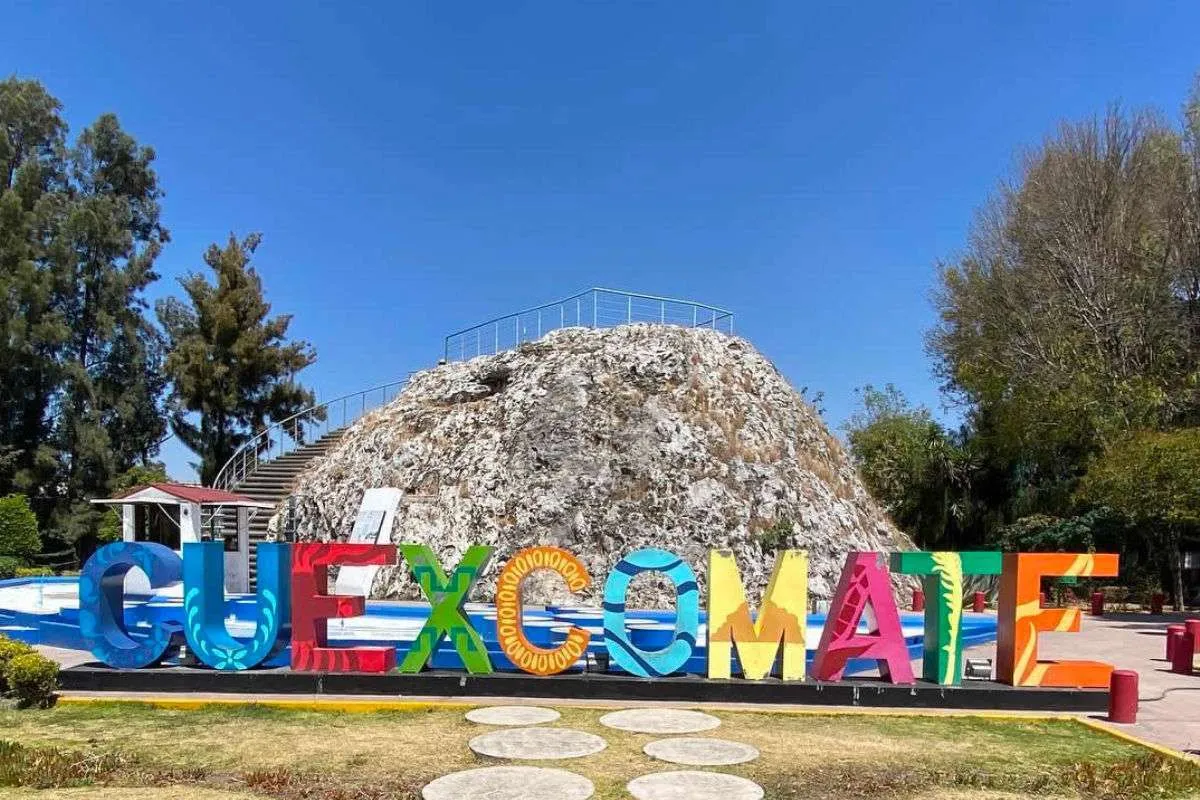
[0,494,40,560]
[158,234,318,485]
[52,112,170,543]
[1077,428,1200,610]
[0,78,68,503]
[927,77,1200,546]
[0,78,168,545]
[844,385,972,548]
[929,107,1194,470]
[96,462,168,543]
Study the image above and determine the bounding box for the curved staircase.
[228,429,345,574]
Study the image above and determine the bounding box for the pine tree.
[158,234,318,485]
[0,78,68,504]
[0,78,169,546]
[51,113,169,543]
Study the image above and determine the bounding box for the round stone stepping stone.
[627,770,763,800]
[598,708,720,734]
[643,737,759,766]
[465,705,562,726]
[469,726,608,760]
[423,766,594,800]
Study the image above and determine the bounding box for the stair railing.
[212,378,410,492]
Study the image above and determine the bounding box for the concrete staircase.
[224,429,346,576]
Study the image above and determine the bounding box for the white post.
[121,504,136,543]
[179,503,202,549]
[226,506,250,593]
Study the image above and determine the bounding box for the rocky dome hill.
[282,325,913,606]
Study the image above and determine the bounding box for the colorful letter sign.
[496,546,591,676]
[79,541,184,669]
[996,552,1119,687]
[889,551,1002,684]
[291,543,397,673]
[183,542,290,670]
[707,549,808,680]
[75,537,1122,692]
[811,552,913,683]
[603,548,699,677]
[398,544,494,674]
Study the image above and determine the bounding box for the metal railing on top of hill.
[442,287,734,363]
[211,289,733,490]
[211,379,410,492]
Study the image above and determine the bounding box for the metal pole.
[592,292,597,327]
[660,300,665,323]
[576,297,580,325]
[627,295,632,323]
[494,324,499,354]
[693,306,697,327]
[560,304,564,329]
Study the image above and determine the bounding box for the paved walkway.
[960,611,1200,755]
[36,611,1200,755]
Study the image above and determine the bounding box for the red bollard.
[1172,631,1195,674]
[911,588,925,613]
[1187,620,1200,655]
[1167,624,1186,660]
[1151,593,1165,615]
[1108,670,1139,723]
[1091,591,1105,616]
[972,591,986,613]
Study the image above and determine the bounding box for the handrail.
[443,287,733,363]
[211,377,410,491]
[213,288,735,491]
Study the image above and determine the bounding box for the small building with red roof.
[90,483,273,593]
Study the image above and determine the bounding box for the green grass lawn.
[1,702,1197,799]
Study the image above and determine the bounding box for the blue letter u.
[183,542,291,670]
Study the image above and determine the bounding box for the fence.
[442,287,734,363]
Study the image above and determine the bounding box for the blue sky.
[5,2,1199,481]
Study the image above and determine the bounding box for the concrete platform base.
[57,664,1109,712]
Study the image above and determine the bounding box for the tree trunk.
[1170,528,1186,612]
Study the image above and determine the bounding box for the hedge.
[0,637,33,693]
[0,495,39,560]
[4,651,59,708]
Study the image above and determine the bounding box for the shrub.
[0,495,39,560]
[13,567,52,578]
[0,555,22,580]
[756,518,794,551]
[4,650,59,708]
[0,636,34,693]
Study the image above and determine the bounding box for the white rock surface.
[627,771,764,800]
[643,737,759,766]
[465,706,562,726]
[283,325,914,605]
[468,727,608,760]
[599,708,721,734]
[422,766,594,800]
